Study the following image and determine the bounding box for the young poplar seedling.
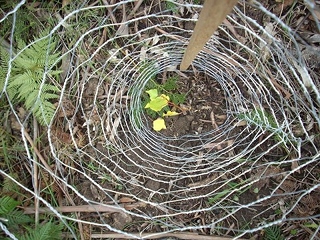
[144,89,180,131]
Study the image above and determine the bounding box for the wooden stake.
[180,0,238,70]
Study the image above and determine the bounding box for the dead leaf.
[9,114,22,131]
[124,201,146,210]
[305,1,320,21]
[291,159,300,173]
[109,117,121,142]
[273,0,295,15]
[260,22,275,62]
[203,139,234,151]
[116,4,129,36]
[311,8,320,21]
[116,24,129,36]
[17,107,27,119]
[290,58,313,88]
[62,0,72,8]
[279,178,297,193]
[187,173,220,188]
[251,166,282,190]
[265,67,292,99]
[223,18,246,44]
[235,120,247,127]
[56,98,75,118]
[111,212,133,230]
[210,111,218,129]
[90,184,101,201]
[119,197,135,203]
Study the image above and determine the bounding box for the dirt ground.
[1,0,320,239]
[59,0,320,239]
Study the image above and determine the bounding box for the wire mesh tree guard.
[1,0,320,239]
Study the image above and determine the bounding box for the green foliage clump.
[238,108,286,143]
[0,196,31,228]
[0,196,63,240]
[238,108,277,129]
[142,74,186,117]
[137,61,185,108]
[138,65,187,131]
[0,3,38,43]
[166,1,179,13]
[20,222,63,240]
[263,225,285,240]
[131,61,186,129]
[0,34,61,125]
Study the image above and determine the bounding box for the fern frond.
[0,47,10,67]
[14,53,39,71]
[20,222,63,240]
[17,36,59,71]
[6,209,32,226]
[1,174,20,194]
[41,83,59,93]
[16,38,26,53]
[264,225,285,240]
[0,196,32,232]
[1,32,61,126]
[8,72,36,101]
[33,101,57,125]
[0,47,10,92]
[48,70,63,77]
[0,196,19,215]
[23,88,58,125]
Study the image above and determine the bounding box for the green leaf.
[304,223,319,229]
[208,189,230,204]
[253,187,259,193]
[6,209,32,226]
[153,118,166,131]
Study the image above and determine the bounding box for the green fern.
[0,2,39,43]
[0,196,19,214]
[0,196,32,227]
[166,1,179,13]
[264,225,285,240]
[20,222,63,240]
[0,196,63,240]
[0,47,10,93]
[2,175,20,193]
[0,34,61,125]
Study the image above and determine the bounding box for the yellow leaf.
[145,96,168,111]
[153,118,166,131]
[160,94,170,101]
[163,111,180,117]
[146,89,158,100]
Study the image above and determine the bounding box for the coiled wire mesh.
[1,0,320,239]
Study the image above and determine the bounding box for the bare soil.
[2,0,320,239]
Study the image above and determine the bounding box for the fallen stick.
[23,202,145,214]
[91,232,246,240]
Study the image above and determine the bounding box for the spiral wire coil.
[1,0,320,239]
